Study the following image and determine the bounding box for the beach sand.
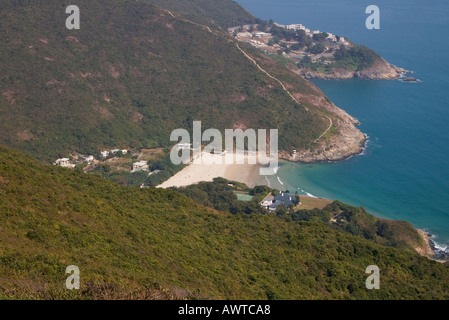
[157,152,266,189]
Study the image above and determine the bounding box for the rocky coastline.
[300,58,410,80]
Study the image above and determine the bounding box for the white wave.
[296,187,318,198]
[360,134,370,156]
[426,232,449,253]
[433,241,449,253]
[304,192,317,198]
[277,176,284,185]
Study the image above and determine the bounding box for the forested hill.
[0,0,362,162]
[145,0,259,28]
[1,144,449,299]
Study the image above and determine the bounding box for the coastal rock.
[356,59,409,79]
[298,59,410,80]
[280,83,367,163]
[401,77,419,83]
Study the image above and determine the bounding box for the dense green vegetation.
[178,179,425,252]
[177,177,271,214]
[90,151,185,187]
[308,43,326,54]
[296,44,382,73]
[270,25,313,49]
[312,32,329,42]
[0,0,334,162]
[332,45,381,71]
[291,201,424,251]
[2,145,449,300]
[145,0,260,28]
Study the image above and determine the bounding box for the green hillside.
[0,0,339,162]
[1,144,449,300]
[145,0,259,28]
[177,178,426,252]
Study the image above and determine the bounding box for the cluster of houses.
[53,154,95,168]
[229,22,349,47]
[53,158,76,169]
[101,149,129,158]
[131,161,149,173]
[53,148,149,174]
[260,192,299,212]
[273,23,347,44]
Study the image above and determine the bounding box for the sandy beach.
[157,152,267,189]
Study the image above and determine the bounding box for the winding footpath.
[233,41,334,143]
[166,10,333,143]
[234,43,309,112]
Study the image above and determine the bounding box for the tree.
[291,43,303,51]
[301,55,312,64]
[268,36,281,46]
[294,195,300,205]
[276,205,288,215]
[308,43,326,54]
[312,32,328,42]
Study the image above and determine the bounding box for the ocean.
[237,0,449,247]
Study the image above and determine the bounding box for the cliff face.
[278,79,367,163]
[284,107,367,163]
[301,58,409,80]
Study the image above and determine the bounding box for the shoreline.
[300,61,411,81]
[156,150,449,263]
[157,133,369,189]
[281,132,369,164]
[417,229,449,263]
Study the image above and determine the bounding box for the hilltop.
[230,23,408,80]
[145,0,259,28]
[0,0,364,164]
[1,144,449,299]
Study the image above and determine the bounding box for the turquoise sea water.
[237,0,449,246]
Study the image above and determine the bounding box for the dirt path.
[313,117,333,143]
[168,11,333,143]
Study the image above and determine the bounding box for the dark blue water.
[237,0,449,246]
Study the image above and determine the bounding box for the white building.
[84,155,94,163]
[326,33,337,42]
[253,32,271,38]
[236,31,252,38]
[132,161,149,172]
[54,158,75,169]
[101,151,110,158]
[273,22,286,28]
[121,149,128,155]
[338,37,349,45]
[286,24,304,31]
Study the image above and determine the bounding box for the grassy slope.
[0,0,329,162]
[145,0,258,28]
[177,179,427,252]
[1,144,449,300]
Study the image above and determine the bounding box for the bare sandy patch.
[157,152,266,189]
